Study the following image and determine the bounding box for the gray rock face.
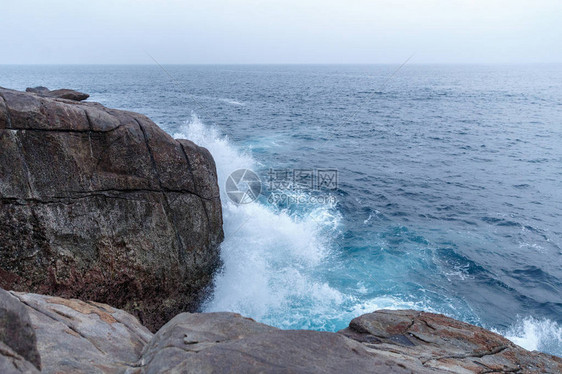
[0,341,40,374]
[131,311,562,374]
[24,87,50,95]
[2,290,561,373]
[25,87,89,101]
[0,87,224,331]
[137,312,279,370]
[0,289,40,371]
[134,312,431,373]
[11,292,152,374]
[340,310,562,373]
[141,329,429,374]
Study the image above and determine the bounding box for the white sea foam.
[349,296,436,317]
[173,114,451,330]
[495,317,562,357]
[173,113,343,325]
[173,114,562,358]
[218,98,245,106]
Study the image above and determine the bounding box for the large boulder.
[0,288,40,371]
[2,293,561,373]
[0,87,224,331]
[132,311,562,373]
[132,312,433,374]
[10,292,152,374]
[339,310,562,373]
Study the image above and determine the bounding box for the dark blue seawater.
[1,64,561,356]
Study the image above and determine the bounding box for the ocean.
[1,64,561,357]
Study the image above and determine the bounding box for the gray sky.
[1,0,561,64]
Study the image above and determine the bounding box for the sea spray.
[173,113,347,328]
[173,114,428,330]
[495,317,562,357]
[173,113,562,356]
[3,64,561,358]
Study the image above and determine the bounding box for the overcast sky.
[1,0,560,64]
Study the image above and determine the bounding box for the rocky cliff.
[0,87,223,331]
[1,288,560,374]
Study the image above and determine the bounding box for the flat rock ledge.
[1,290,560,374]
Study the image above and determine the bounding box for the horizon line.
[1,62,562,66]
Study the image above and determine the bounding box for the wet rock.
[0,87,224,331]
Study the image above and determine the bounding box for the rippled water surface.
[2,64,561,356]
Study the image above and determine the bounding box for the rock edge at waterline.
[1,289,560,373]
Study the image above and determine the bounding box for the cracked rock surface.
[122,310,562,374]
[0,87,224,332]
[339,310,562,373]
[0,341,39,374]
[131,312,432,374]
[11,291,152,374]
[3,295,561,373]
[131,311,561,373]
[0,288,40,373]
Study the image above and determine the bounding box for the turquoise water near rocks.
[1,64,561,356]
